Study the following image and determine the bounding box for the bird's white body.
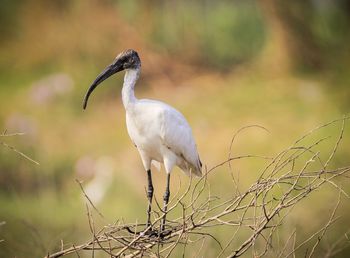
[122,68,201,176]
[83,49,201,229]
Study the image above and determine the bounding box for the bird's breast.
[125,110,164,161]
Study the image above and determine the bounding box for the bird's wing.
[160,104,202,176]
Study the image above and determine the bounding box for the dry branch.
[45,118,350,258]
[0,130,39,165]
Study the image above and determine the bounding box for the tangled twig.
[45,117,350,257]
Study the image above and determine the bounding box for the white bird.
[83,49,202,232]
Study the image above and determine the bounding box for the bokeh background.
[0,0,350,257]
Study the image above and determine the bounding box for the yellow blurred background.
[0,0,350,257]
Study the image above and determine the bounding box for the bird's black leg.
[161,173,171,232]
[146,169,154,228]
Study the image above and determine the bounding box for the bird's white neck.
[122,68,140,108]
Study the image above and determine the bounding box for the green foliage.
[198,1,265,67]
[0,0,23,42]
[148,1,265,68]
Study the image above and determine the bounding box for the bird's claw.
[125,226,172,239]
[141,228,158,237]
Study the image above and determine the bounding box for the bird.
[83,49,202,233]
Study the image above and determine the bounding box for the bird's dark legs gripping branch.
[146,169,154,228]
[161,173,171,232]
[125,169,155,236]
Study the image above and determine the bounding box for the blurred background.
[0,0,350,257]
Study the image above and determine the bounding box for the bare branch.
[45,118,350,258]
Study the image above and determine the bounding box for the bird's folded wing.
[161,107,201,174]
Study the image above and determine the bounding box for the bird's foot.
[142,226,172,239]
[158,229,172,239]
[125,225,172,239]
[125,226,147,235]
[143,229,172,239]
[124,225,157,237]
[141,228,159,238]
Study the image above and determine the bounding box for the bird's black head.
[116,49,141,70]
[83,49,141,109]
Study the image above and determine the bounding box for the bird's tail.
[180,156,202,177]
[194,157,203,177]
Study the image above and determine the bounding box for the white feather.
[151,160,161,171]
[122,68,202,177]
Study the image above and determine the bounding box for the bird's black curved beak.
[83,60,124,109]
